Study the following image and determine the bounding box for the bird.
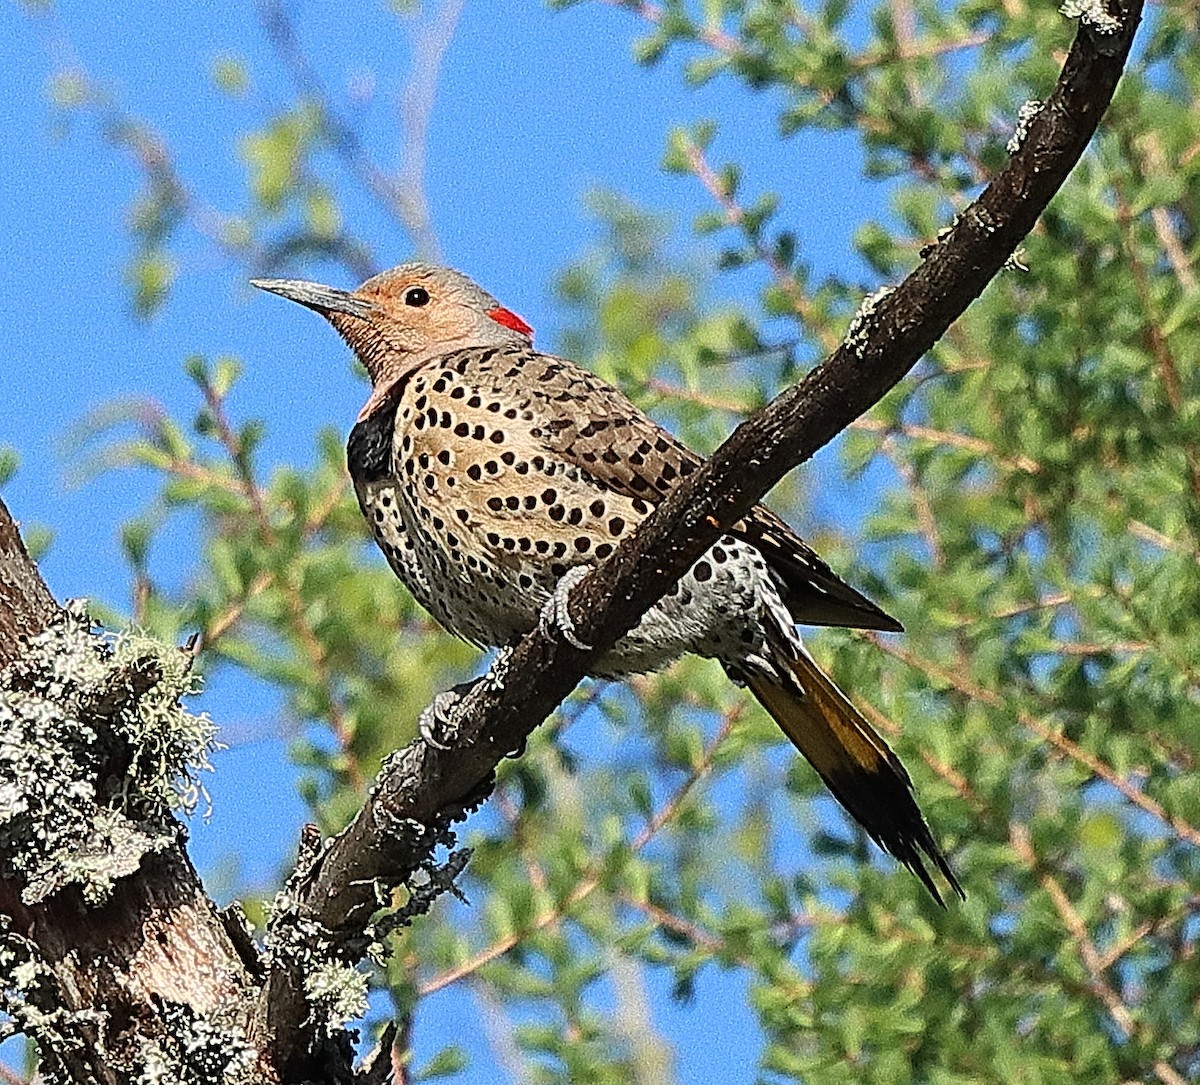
[252,262,962,902]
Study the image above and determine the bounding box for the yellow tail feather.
[747,649,962,903]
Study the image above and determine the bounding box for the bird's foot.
[418,686,470,750]
[418,647,516,750]
[538,565,593,651]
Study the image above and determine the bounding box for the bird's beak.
[250,278,378,320]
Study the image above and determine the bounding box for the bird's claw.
[418,688,466,750]
[418,647,515,750]
[538,565,593,651]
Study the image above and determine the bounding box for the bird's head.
[251,262,534,419]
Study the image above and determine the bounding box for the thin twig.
[1094,894,1200,970]
[848,416,1042,474]
[198,378,363,789]
[1136,133,1197,293]
[258,0,455,255]
[417,709,739,997]
[873,637,1200,850]
[1115,193,1200,526]
[1010,824,1190,1085]
[394,0,465,259]
[682,136,834,347]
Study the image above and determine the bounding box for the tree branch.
[0,498,258,1083]
[254,3,1146,1073]
[0,504,61,669]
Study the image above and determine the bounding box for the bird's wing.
[510,350,705,503]
[516,350,901,633]
[735,506,902,632]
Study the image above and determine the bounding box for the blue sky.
[0,2,891,1079]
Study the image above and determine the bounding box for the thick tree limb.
[0,505,61,668]
[256,3,1145,1074]
[0,498,263,1082]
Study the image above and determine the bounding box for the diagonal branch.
[250,3,1147,1072]
[258,0,459,259]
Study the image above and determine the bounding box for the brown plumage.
[253,263,962,902]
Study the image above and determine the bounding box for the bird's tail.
[745,645,963,903]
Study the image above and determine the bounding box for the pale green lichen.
[108,632,218,820]
[1004,246,1031,273]
[303,959,370,1031]
[258,799,467,1040]
[136,1001,256,1085]
[0,923,106,1078]
[1006,99,1043,155]
[845,286,895,359]
[0,602,217,906]
[1061,0,1122,34]
[262,886,377,1038]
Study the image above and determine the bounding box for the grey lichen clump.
[262,842,374,1037]
[0,602,217,905]
[259,817,471,1042]
[136,1001,256,1085]
[1061,0,1122,35]
[0,922,107,1075]
[845,286,895,359]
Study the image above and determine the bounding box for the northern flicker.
[252,263,962,901]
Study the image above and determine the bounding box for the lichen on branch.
[0,602,217,906]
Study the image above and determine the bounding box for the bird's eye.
[404,286,431,307]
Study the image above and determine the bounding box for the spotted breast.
[256,263,962,901]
